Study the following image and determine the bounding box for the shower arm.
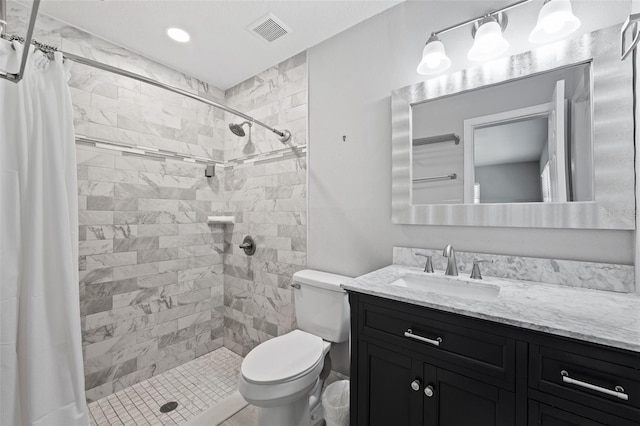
[0,0,291,143]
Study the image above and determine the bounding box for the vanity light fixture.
[529,0,581,44]
[167,27,190,43]
[416,0,581,76]
[468,14,509,61]
[417,34,452,75]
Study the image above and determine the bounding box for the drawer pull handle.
[410,379,421,391]
[560,370,629,401]
[404,329,442,347]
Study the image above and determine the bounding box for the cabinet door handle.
[404,328,442,347]
[410,379,421,391]
[424,385,434,397]
[560,370,629,401]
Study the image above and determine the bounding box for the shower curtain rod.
[61,50,292,143]
[0,0,292,143]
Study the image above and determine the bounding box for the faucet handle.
[416,253,434,273]
[470,259,493,280]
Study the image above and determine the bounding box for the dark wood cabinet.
[357,341,422,426]
[528,399,638,426]
[349,292,640,426]
[356,339,515,426]
[422,365,515,426]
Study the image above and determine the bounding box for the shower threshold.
[88,347,243,426]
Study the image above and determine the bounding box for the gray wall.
[476,161,542,203]
[308,1,633,278]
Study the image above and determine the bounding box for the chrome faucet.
[443,244,458,276]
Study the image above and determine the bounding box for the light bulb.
[425,56,441,69]
[542,16,565,34]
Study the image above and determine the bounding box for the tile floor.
[88,348,243,426]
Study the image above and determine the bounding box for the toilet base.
[257,396,311,426]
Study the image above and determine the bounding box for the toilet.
[238,269,350,426]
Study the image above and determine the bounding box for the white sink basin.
[390,274,500,300]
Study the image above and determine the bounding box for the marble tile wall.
[78,147,226,401]
[394,247,635,293]
[8,3,227,401]
[224,51,307,161]
[222,52,308,356]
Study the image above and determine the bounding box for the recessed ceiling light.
[167,27,190,43]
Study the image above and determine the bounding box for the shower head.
[229,121,252,137]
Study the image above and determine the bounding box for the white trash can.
[322,380,350,426]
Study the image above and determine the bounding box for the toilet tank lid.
[293,269,352,292]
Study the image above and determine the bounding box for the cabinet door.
[357,341,423,426]
[423,365,515,426]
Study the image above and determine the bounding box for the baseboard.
[183,391,248,426]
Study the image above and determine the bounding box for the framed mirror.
[392,25,634,229]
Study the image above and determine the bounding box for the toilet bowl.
[239,330,331,425]
[239,330,331,406]
[237,270,351,426]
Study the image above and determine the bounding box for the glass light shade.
[529,0,581,44]
[417,38,451,75]
[467,20,509,61]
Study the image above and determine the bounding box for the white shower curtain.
[0,40,88,425]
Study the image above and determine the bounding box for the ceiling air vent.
[248,13,291,43]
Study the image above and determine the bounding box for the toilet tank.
[292,270,351,343]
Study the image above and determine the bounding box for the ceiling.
[36,0,403,90]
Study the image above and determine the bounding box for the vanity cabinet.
[348,292,640,426]
[357,341,515,426]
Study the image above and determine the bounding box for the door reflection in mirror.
[411,62,591,205]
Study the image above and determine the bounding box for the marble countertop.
[341,265,640,352]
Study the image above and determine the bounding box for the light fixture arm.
[417,0,582,75]
[471,13,508,39]
[426,33,439,43]
[432,0,534,37]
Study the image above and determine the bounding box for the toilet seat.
[242,330,324,385]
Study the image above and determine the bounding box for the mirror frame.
[391,25,634,229]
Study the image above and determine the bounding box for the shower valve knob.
[239,236,256,256]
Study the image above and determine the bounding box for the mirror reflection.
[411,63,591,205]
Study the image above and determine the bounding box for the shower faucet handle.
[416,253,434,273]
[239,236,256,256]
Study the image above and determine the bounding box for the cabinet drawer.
[528,398,638,426]
[361,300,515,386]
[529,344,640,421]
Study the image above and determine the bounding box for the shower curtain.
[0,40,88,425]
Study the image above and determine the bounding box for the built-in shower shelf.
[207,216,235,225]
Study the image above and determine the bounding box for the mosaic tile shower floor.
[88,348,242,426]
